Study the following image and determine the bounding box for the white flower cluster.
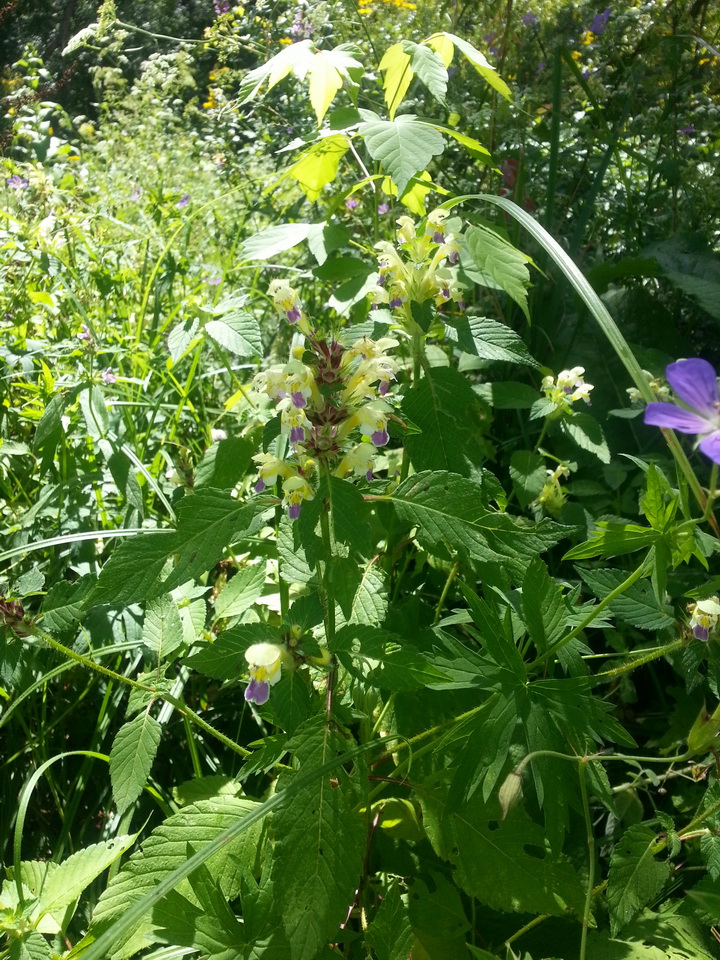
[542,366,594,415]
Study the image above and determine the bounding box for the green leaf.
[564,523,659,561]
[267,670,313,733]
[445,315,538,366]
[359,115,445,196]
[172,775,241,807]
[300,474,372,558]
[422,791,584,915]
[195,436,254,490]
[402,366,490,475]
[510,450,546,507]
[185,623,280,680]
[205,310,262,359]
[213,563,266,620]
[348,563,388,625]
[33,393,65,456]
[270,719,366,960]
[87,797,264,956]
[474,381,539,409]
[90,532,177,607]
[461,224,531,320]
[109,712,163,815]
[522,558,568,654]
[333,624,449,690]
[34,836,137,921]
[700,834,720,881]
[8,931,53,960]
[41,575,95,637]
[365,882,414,960]
[403,41,448,103]
[577,567,674,631]
[143,593,185,660]
[607,824,671,935]
[640,462,677,531]
[559,412,610,463]
[167,317,201,365]
[79,385,109,440]
[241,222,320,261]
[286,136,350,202]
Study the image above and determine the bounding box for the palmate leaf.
[389,471,571,573]
[332,624,448,690]
[270,719,366,960]
[109,712,162,815]
[359,115,445,196]
[421,789,584,916]
[607,824,672,935]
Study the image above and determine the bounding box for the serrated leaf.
[286,136,350,202]
[577,567,674,631]
[359,115,445,196]
[607,824,671,935]
[700,834,720,880]
[564,523,659,561]
[34,835,137,920]
[205,310,262,359]
[462,225,531,320]
[8,931,53,960]
[270,720,366,960]
[79,385,109,439]
[172,775,241,807]
[167,318,201,365]
[110,712,163,815]
[402,366,490,475]
[267,670,313,733]
[349,563,388,625]
[90,532,177,606]
[365,882,413,960]
[87,797,264,955]
[445,316,538,366]
[510,450,546,507]
[185,623,280,680]
[522,558,568,653]
[41,575,95,637]
[559,413,610,463]
[333,624,448,690]
[214,563,266,620]
[195,436,254,490]
[404,41,448,103]
[143,593,185,660]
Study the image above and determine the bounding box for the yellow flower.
[571,50,582,61]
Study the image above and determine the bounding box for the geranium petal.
[699,431,720,465]
[666,358,719,415]
[644,403,710,434]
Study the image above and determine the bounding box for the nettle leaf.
[564,522,659,561]
[359,115,445,196]
[7,931,52,960]
[522,558,568,654]
[365,882,414,960]
[185,623,280,680]
[577,567,674,631]
[109,712,163,815]
[422,791,584,916]
[301,474,372,558]
[205,306,262,360]
[41,575,95,638]
[87,797,263,956]
[167,317,201,365]
[445,316,538,366]
[607,824,671,935]
[333,624,448,690]
[510,450,546,508]
[270,719,366,960]
[33,836,137,922]
[143,593,185,660]
[90,531,177,606]
[213,563,267,620]
[195,436,254,490]
[286,135,350,202]
[461,225,532,320]
[559,412,610,463]
[402,366,490,475]
[390,471,571,572]
[349,563,388,625]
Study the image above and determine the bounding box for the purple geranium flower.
[644,358,720,463]
[590,8,610,34]
[522,11,539,27]
[177,194,190,208]
[6,175,29,190]
[378,202,389,215]
[345,197,359,210]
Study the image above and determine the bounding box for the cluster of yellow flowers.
[358,0,416,15]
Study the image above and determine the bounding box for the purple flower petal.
[643,403,710,434]
[286,307,301,324]
[665,359,719,416]
[432,231,444,243]
[291,391,307,409]
[254,478,266,493]
[245,679,270,704]
[694,624,709,641]
[389,297,403,309]
[290,426,305,444]
[366,469,373,482]
[371,429,389,446]
[288,502,301,520]
[698,432,720,465]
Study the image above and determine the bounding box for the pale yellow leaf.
[425,33,454,68]
[379,43,413,120]
[287,135,350,201]
[308,51,344,124]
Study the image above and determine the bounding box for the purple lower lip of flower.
[377,274,387,286]
[371,429,389,446]
[245,679,270,704]
[366,469,373,482]
[694,624,709,641]
[442,287,450,299]
[288,502,302,520]
[448,251,459,264]
[371,303,378,311]
[432,231,444,243]
[102,368,117,384]
[379,380,390,396]
[458,300,466,311]
[290,426,305,443]
[291,391,307,409]
[254,478,266,493]
[286,307,301,323]
[389,297,403,309]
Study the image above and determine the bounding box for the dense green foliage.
[2,2,720,959]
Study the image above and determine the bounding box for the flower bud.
[498,769,524,819]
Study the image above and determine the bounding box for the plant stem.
[578,762,594,960]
